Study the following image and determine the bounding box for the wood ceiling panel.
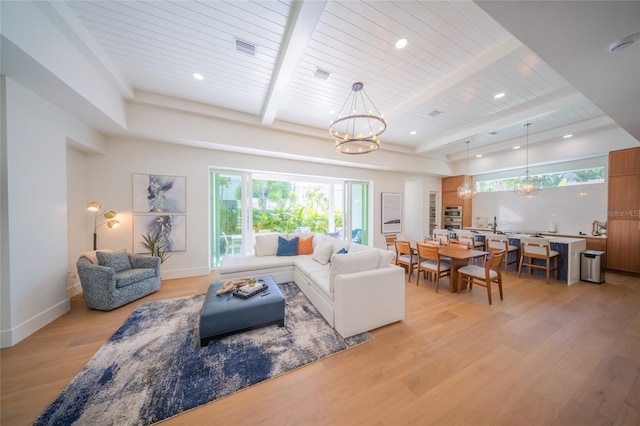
[59,0,613,160]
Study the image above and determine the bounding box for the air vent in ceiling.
[234,38,257,56]
[427,110,442,117]
[312,67,331,80]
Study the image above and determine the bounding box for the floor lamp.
[87,201,120,250]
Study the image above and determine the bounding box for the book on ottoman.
[232,282,268,299]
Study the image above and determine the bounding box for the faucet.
[592,220,606,236]
[492,216,497,234]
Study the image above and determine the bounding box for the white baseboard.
[68,280,83,297]
[0,298,70,348]
[160,266,211,280]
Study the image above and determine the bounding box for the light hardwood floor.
[2,269,640,425]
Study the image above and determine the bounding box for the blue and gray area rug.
[34,282,371,425]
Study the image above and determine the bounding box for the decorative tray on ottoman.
[232,281,268,299]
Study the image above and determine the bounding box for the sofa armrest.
[333,265,405,338]
[77,261,117,291]
[129,254,161,275]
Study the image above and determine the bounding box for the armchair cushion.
[96,251,131,272]
[116,268,156,289]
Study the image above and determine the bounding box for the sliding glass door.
[211,171,251,266]
[345,181,370,245]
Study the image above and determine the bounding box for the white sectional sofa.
[219,232,405,338]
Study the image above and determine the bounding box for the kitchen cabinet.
[441,175,472,228]
[607,147,640,273]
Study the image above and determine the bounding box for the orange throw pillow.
[298,236,314,255]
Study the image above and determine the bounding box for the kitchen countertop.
[463,228,607,240]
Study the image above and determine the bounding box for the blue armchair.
[76,251,161,310]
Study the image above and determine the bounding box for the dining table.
[413,242,489,293]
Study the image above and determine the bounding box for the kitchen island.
[460,229,587,285]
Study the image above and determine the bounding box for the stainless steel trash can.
[580,250,605,284]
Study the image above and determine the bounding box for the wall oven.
[444,218,462,229]
[443,206,462,230]
[444,206,462,218]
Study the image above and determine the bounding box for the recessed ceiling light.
[395,38,407,49]
[475,154,482,158]
[488,131,498,135]
[410,131,417,135]
[513,146,521,150]
[193,72,204,81]
[563,134,573,139]
[494,92,505,99]
[609,32,640,52]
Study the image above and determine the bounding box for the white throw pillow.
[312,243,333,265]
[348,243,369,253]
[329,250,380,292]
[254,233,282,257]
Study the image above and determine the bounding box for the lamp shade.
[103,210,116,219]
[107,220,120,229]
[86,201,101,212]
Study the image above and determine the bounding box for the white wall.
[79,137,409,280]
[66,146,87,296]
[1,78,104,347]
[404,175,442,242]
[472,183,607,235]
[470,156,608,235]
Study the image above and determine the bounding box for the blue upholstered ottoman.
[199,275,285,346]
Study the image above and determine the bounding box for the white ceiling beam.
[384,37,524,122]
[38,1,134,99]
[446,115,617,162]
[416,91,588,153]
[261,0,327,125]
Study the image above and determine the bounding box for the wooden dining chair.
[416,243,451,293]
[449,240,471,249]
[458,249,506,305]
[432,229,450,246]
[457,233,483,249]
[485,235,518,274]
[385,234,397,250]
[518,237,560,284]
[394,240,417,281]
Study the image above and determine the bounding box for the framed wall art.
[381,192,402,233]
[133,174,186,213]
[133,214,186,253]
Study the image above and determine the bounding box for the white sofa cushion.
[330,250,380,292]
[255,233,283,257]
[219,254,296,274]
[377,250,395,268]
[348,242,370,253]
[309,269,332,300]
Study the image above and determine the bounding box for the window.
[475,167,605,193]
[210,170,369,267]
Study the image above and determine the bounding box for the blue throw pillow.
[277,236,299,256]
[336,248,348,254]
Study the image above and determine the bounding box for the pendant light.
[457,141,475,199]
[329,82,387,154]
[514,122,541,197]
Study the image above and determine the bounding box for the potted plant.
[139,232,170,264]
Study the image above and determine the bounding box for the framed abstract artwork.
[133,174,186,213]
[381,192,402,233]
[133,215,186,253]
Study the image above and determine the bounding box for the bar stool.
[518,237,559,284]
